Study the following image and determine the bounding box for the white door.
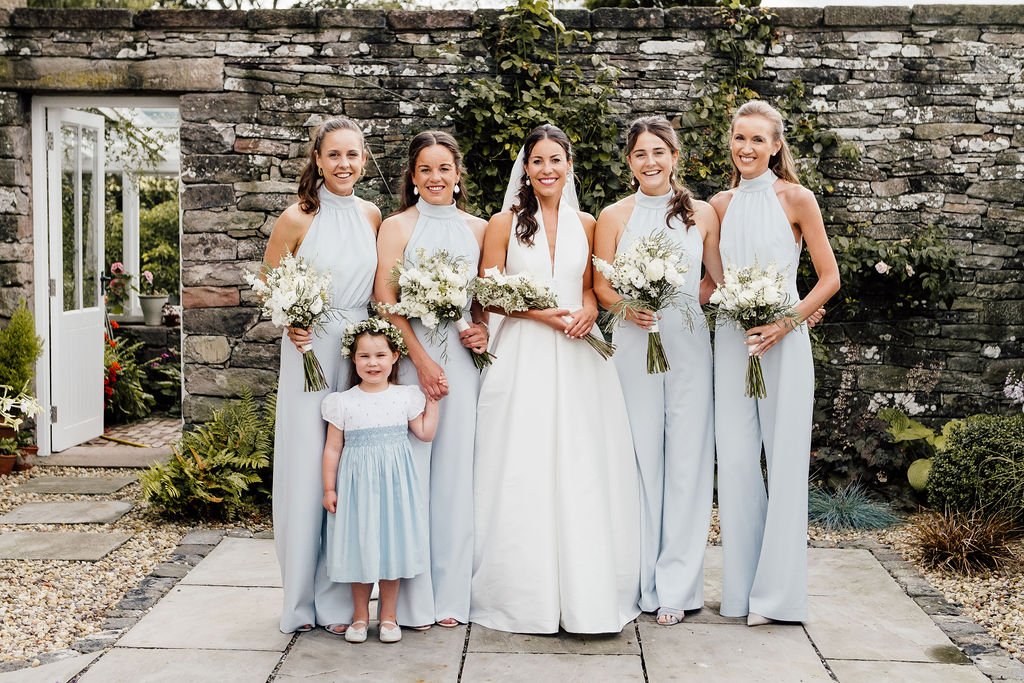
[47,108,105,451]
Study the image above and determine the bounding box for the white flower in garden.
[905,264,915,276]
[875,261,890,274]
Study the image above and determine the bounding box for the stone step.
[0,531,132,561]
[39,445,172,469]
[18,475,138,495]
[0,501,134,525]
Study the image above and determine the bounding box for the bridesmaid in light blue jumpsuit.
[265,118,381,634]
[594,116,724,626]
[709,101,840,625]
[375,131,488,629]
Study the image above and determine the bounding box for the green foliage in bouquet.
[927,414,1024,523]
[141,392,276,521]
[452,0,626,218]
[0,301,45,392]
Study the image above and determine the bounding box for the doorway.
[31,96,180,454]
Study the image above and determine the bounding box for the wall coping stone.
[317,9,386,29]
[592,7,665,29]
[556,9,591,30]
[824,6,912,27]
[134,10,248,29]
[911,4,1024,25]
[664,6,724,29]
[11,8,133,29]
[387,9,474,30]
[769,7,823,28]
[247,8,316,29]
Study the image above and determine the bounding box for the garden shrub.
[927,414,1024,522]
[104,333,155,423]
[808,482,899,531]
[0,301,45,392]
[141,392,276,521]
[915,509,1018,576]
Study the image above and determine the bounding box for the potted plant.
[0,385,43,476]
[105,261,134,315]
[15,427,38,472]
[136,270,169,326]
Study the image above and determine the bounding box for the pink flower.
[111,262,125,274]
[142,271,154,284]
[874,261,890,275]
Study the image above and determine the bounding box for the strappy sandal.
[344,620,368,643]
[436,617,461,628]
[295,623,314,633]
[323,623,348,635]
[656,608,685,626]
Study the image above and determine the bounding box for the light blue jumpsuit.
[611,190,715,616]
[714,169,814,622]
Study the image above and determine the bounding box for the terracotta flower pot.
[0,453,17,476]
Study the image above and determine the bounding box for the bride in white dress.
[470,124,641,634]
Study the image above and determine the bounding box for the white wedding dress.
[471,202,641,634]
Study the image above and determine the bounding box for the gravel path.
[1,467,1020,668]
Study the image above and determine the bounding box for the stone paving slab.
[116,585,290,651]
[639,621,832,682]
[180,537,280,587]
[18,475,137,495]
[0,652,100,683]
[461,652,644,682]
[468,624,639,655]
[0,501,133,524]
[829,660,991,683]
[807,547,894,596]
[39,446,172,469]
[275,625,465,682]
[806,590,967,663]
[0,531,131,560]
[78,648,280,683]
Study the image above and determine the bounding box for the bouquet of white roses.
[709,262,800,399]
[245,253,333,392]
[473,267,615,360]
[383,248,494,369]
[593,230,689,373]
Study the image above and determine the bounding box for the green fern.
[141,390,276,520]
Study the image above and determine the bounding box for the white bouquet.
[245,253,333,392]
[593,230,689,373]
[473,267,615,360]
[383,248,494,369]
[709,262,800,399]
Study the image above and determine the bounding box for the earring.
[317,167,323,177]
[454,185,460,195]
[413,186,419,196]
[525,177,531,186]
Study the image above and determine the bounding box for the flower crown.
[341,317,408,358]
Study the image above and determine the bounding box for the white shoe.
[747,613,773,627]
[345,620,368,643]
[379,620,402,643]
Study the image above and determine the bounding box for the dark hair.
[513,124,573,246]
[347,330,402,387]
[398,131,468,212]
[297,117,366,214]
[625,116,695,230]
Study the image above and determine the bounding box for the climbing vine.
[450,0,626,218]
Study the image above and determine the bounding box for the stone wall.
[0,6,1021,428]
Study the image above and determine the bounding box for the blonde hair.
[729,101,801,188]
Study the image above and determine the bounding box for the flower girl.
[321,318,440,643]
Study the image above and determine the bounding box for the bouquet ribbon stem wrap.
[300,343,328,393]
[455,318,496,371]
[646,320,670,374]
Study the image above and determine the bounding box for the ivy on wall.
[451,0,627,219]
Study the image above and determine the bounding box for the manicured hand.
[417,358,449,401]
[564,306,597,339]
[459,323,488,353]
[287,326,313,352]
[805,307,826,329]
[625,307,657,331]
[745,318,795,358]
[534,308,572,333]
